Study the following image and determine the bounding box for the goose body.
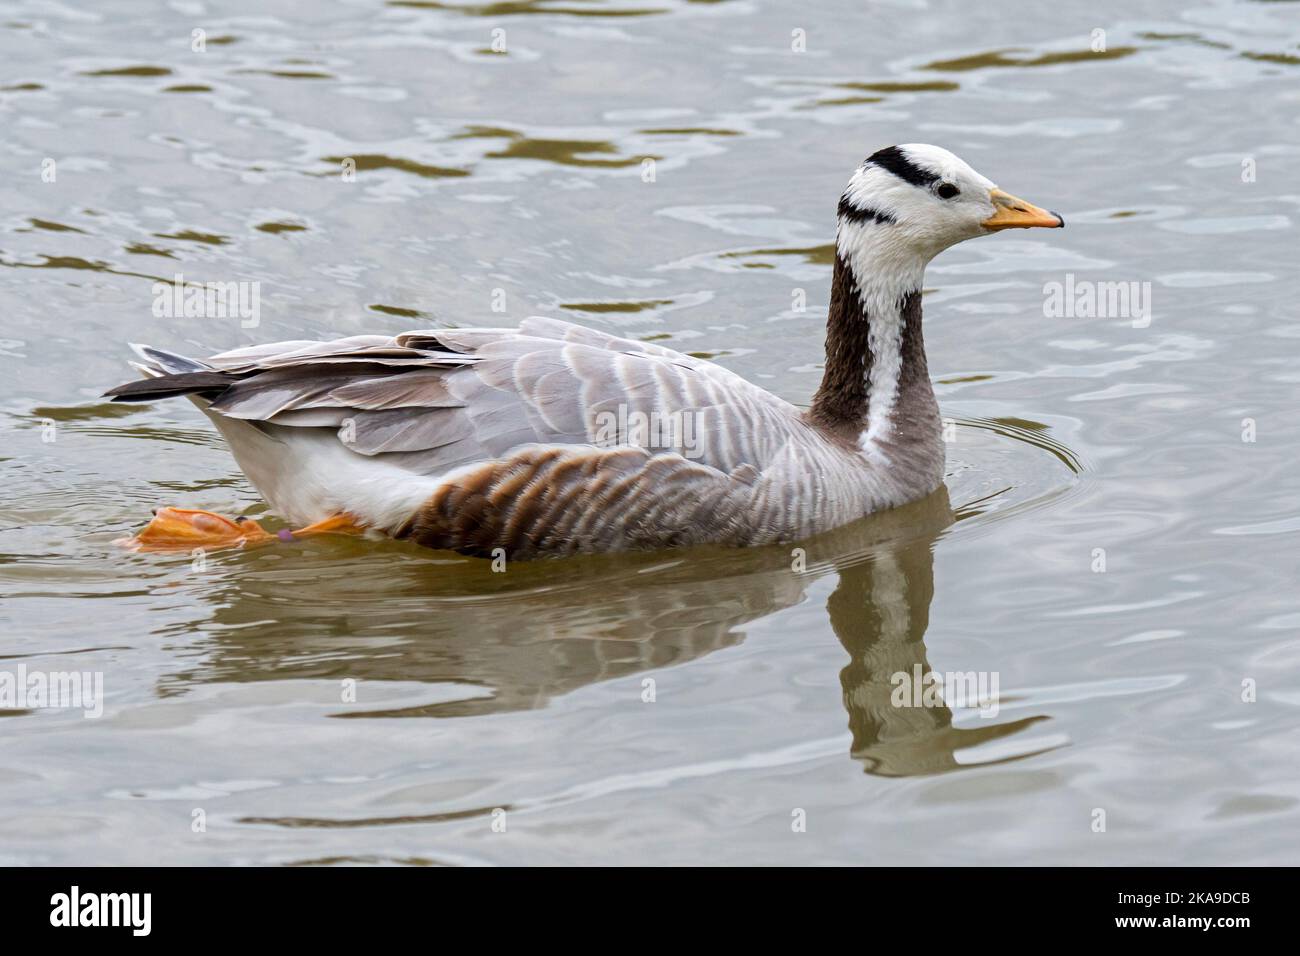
[108,144,1062,558]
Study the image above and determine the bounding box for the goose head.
[813,144,1065,457]
[837,143,1063,268]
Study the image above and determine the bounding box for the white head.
[838,143,1063,266]
[832,144,1062,456]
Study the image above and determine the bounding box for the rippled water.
[2,0,1299,864]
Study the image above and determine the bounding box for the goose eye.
[936,183,959,200]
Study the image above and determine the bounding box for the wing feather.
[117,316,803,483]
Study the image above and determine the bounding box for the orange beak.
[982,188,1064,230]
[122,507,274,552]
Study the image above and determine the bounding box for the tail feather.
[107,344,224,401]
[128,343,213,373]
[104,370,233,402]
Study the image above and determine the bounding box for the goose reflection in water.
[826,495,1052,776]
[162,487,1052,777]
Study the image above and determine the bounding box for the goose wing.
[112,316,805,480]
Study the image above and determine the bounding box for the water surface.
[2,0,1298,864]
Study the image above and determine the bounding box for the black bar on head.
[865,145,940,188]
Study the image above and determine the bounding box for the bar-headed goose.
[107,144,1062,557]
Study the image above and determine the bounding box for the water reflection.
[166,487,1049,776]
[920,47,1140,72]
[453,126,655,168]
[829,506,1051,776]
[386,0,670,17]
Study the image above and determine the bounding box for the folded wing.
[107,316,804,481]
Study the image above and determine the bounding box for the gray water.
[1,0,1298,865]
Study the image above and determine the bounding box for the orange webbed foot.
[119,507,276,553]
[119,508,368,553]
[289,513,367,537]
